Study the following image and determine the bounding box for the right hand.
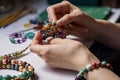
[47,1,97,40]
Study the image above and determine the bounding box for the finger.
[56,13,75,26]
[47,1,70,22]
[47,6,57,22]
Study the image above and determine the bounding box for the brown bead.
[2,59,7,64]
[18,60,24,66]
[11,59,16,64]
[4,55,9,60]
[19,66,23,72]
[0,60,2,68]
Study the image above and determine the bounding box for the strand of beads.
[75,61,113,80]
[0,45,30,60]
[0,58,34,80]
[40,21,66,40]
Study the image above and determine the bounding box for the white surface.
[0,0,77,80]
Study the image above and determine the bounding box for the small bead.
[102,61,107,67]
[4,55,9,60]
[21,72,28,79]
[106,63,111,68]
[22,68,27,72]
[86,64,93,71]
[11,59,16,64]
[96,61,101,67]
[2,59,7,65]
[0,60,2,68]
[52,22,56,26]
[6,64,11,69]
[92,62,97,69]
[3,75,12,80]
[15,64,19,71]
[19,66,24,72]
[18,60,24,66]
[0,75,3,80]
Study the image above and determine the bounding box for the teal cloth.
[38,6,110,20]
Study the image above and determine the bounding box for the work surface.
[0,0,120,80]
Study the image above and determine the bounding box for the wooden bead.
[11,59,16,64]
[19,66,24,72]
[2,59,7,65]
[18,60,24,66]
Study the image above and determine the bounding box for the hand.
[30,32,99,71]
[47,1,97,40]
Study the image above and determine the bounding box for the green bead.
[4,75,12,80]
[21,72,28,79]
[0,75,3,80]
[12,75,17,79]
[52,22,56,26]
[102,61,107,67]
[10,38,15,43]
[82,68,88,73]
[25,32,35,39]
[27,71,32,76]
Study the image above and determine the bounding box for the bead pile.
[40,21,66,40]
[75,61,113,80]
[0,45,35,80]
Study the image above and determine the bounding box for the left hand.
[30,32,99,71]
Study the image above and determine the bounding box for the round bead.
[4,55,9,60]
[86,64,93,71]
[3,75,12,80]
[92,62,97,69]
[106,63,111,68]
[11,59,16,64]
[25,32,35,39]
[0,75,3,80]
[102,61,107,67]
[19,66,23,72]
[52,22,56,26]
[21,72,28,79]
[0,60,2,68]
[2,59,7,65]
[6,64,11,69]
[22,68,27,72]
[18,60,24,66]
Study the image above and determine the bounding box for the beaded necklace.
[0,45,35,80]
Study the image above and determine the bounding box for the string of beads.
[75,61,113,80]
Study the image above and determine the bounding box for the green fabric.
[39,6,110,20]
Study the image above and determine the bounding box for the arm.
[87,19,120,50]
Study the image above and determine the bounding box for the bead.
[21,72,28,79]
[86,64,93,71]
[6,64,11,69]
[22,68,27,72]
[102,61,107,67]
[18,60,24,66]
[0,75,3,80]
[3,75,12,80]
[15,64,19,71]
[11,64,15,70]
[106,63,111,68]
[19,66,24,72]
[25,32,35,39]
[4,55,9,60]
[2,59,7,64]
[92,62,97,69]
[52,22,56,26]
[11,59,16,64]
[0,60,2,68]
[96,61,101,67]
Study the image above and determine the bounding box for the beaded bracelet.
[9,32,26,44]
[75,61,113,80]
[40,21,66,40]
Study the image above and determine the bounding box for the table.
[0,0,120,80]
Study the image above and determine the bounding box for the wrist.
[73,47,99,71]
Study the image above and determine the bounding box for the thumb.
[56,13,75,26]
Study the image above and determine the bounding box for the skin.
[30,1,120,80]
